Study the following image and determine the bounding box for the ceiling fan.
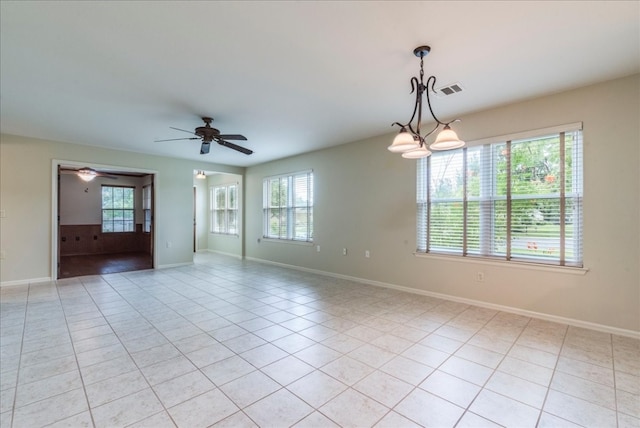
[156,117,252,155]
[59,167,118,182]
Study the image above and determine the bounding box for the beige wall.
[244,74,640,333]
[59,173,149,225]
[0,136,242,283]
[1,75,637,333]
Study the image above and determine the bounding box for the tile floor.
[1,253,638,427]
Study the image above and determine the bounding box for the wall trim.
[157,262,193,269]
[0,277,54,288]
[203,249,243,259]
[245,256,640,339]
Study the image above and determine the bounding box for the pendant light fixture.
[389,45,465,158]
[77,167,98,182]
[196,170,206,179]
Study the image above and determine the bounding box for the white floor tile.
[167,389,239,428]
[320,388,389,428]
[395,388,465,427]
[419,369,481,408]
[469,389,540,427]
[287,370,348,408]
[1,253,637,428]
[152,370,215,408]
[543,389,617,427]
[353,370,414,408]
[244,388,313,427]
[219,370,281,408]
[261,355,315,386]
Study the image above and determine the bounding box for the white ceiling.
[1,1,638,168]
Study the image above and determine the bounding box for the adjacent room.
[1,2,638,427]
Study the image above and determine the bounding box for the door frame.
[52,159,158,279]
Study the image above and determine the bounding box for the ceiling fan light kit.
[389,45,465,158]
[157,117,251,156]
[60,167,118,181]
[77,168,97,182]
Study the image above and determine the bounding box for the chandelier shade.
[388,127,419,153]
[401,145,432,159]
[389,45,464,158]
[430,125,465,150]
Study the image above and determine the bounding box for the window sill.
[260,238,314,247]
[413,252,589,275]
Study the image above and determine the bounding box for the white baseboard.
[245,257,640,339]
[157,262,193,269]
[0,277,53,288]
[201,249,243,259]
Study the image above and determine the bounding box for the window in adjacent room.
[211,183,238,235]
[263,170,314,242]
[142,184,152,233]
[102,185,135,233]
[417,124,583,267]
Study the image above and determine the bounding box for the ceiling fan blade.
[217,134,247,141]
[155,137,200,142]
[169,126,198,136]
[217,140,253,155]
[200,142,211,155]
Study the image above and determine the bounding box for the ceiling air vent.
[434,83,464,97]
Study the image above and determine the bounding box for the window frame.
[142,184,152,233]
[417,123,583,268]
[262,170,314,243]
[101,185,136,233]
[210,183,239,236]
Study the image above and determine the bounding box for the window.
[142,184,152,233]
[211,183,238,235]
[263,171,313,242]
[417,124,583,267]
[102,185,135,233]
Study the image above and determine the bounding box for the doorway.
[54,162,156,279]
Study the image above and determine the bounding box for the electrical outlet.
[476,271,485,282]
[316,245,321,252]
[342,248,347,256]
[166,241,172,248]
[365,250,370,258]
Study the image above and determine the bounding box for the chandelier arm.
[390,77,422,136]
[444,118,462,126]
[424,75,447,126]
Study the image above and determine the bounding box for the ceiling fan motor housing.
[195,126,220,142]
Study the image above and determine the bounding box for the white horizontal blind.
[263,171,313,242]
[417,127,583,267]
[142,184,152,233]
[211,183,238,235]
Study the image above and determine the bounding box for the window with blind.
[417,124,583,267]
[211,183,238,235]
[263,171,313,242]
[102,185,135,233]
[142,184,152,233]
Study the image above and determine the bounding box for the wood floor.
[59,252,153,278]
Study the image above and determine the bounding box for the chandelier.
[388,45,465,158]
